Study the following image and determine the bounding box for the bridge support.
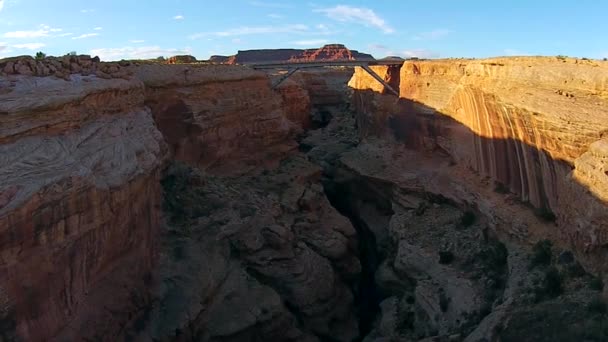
[272,67,300,88]
[251,60,401,96]
[360,65,399,96]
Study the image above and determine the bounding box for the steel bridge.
[249,59,402,96]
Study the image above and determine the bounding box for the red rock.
[225,44,374,64]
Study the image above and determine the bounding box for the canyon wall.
[0,75,168,341]
[0,61,311,340]
[132,64,299,174]
[349,57,608,272]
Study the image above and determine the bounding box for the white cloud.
[249,1,292,8]
[90,46,192,61]
[267,13,283,19]
[93,27,103,31]
[369,43,388,50]
[412,29,450,41]
[3,30,48,38]
[72,33,99,40]
[129,39,145,43]
[80,9,94,13]
[12,43,46,50]
[291,39,328,46]
[173,15,184,20]
[0,0,4,12]
[58,32,74,37]
[190,24,309,39]
[232,38,242,43]
[3,25,63,38]
[314,5,393,34]
[402,49,439,59]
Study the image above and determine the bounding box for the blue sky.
[0,0,606,61]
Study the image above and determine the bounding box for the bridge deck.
[249,59,402,96]
[249,59,403,69]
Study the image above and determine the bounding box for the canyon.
[0,54,607,342]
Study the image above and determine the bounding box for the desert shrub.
[493,182,510,194]
[35,51,46,60]
[567,262,587,278]
[460,210,476,227]
[530,240,553,268]
[534,207,557,222]
[590,276,605,291]
[439,289,450,312]
[439,250,454,264]
[588,297,608,316]
[542,267,563,298]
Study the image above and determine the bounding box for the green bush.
[543,267,563,298]
[530,240,553,268]
[534,207,557,222]
[35,51,46,60]
[588,297,608,316]
[493,182,510,194]
[590,277,605,291]
[460,210,476,227]
[439,251,454,264]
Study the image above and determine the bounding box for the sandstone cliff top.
[128,64,266,87]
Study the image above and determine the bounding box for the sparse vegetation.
[534,206,557,222]
[438,250,454,264]
[35,51,46,60]
[604,58,607,61]
[590,276,604,291]
[543,267,563,297]
[530,240,553,268]
[493,181,509,194]
[460,210,476,227]
[439,289,450,312]
[588,297,608,316]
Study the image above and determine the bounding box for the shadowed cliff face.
[349,57,608,275]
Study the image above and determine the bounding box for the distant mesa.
[167,55,197,64]
[379,56,405,61]
[218,44,375,65]
[209,55,230,63]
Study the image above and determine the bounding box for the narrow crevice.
[320,175,393,341]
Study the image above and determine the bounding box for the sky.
[0,0,607,61]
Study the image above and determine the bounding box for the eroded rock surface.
[0,75,168,341]
[142,158,360,341]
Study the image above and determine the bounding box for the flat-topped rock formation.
[225,44,374,64]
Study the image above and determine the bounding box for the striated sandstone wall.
[349,57,608,272]
[0,62,309,340]
[0,75,168,341]
[133,64,299,174]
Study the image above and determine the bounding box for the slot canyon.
[1,54,608,342]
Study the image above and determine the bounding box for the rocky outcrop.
[226,44,374,64]
[144,158,360,341]
[132,64,300,174]
[0,75,168,341]
[349,57,608,273]
[0,55,131,80]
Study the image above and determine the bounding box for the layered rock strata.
[349,57,608,273]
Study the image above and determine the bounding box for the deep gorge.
[1,56,608,341]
